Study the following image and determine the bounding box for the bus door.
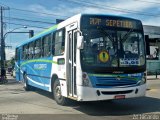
[15,48,21,81]
[67,26,77,97]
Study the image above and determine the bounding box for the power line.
[1,1,160,19]
[0,2,69,22]
[73,0,160,16]
[0,3,9,9]
[0,2,68,18]
[10,7,68,18]
[9,11,57,22]
[5,22,48,29]
[133,0,160,4]
[62,0,160,17]
[4,16,56,25]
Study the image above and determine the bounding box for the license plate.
[115,95,125,99]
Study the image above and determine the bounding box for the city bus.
[15,14,146,105]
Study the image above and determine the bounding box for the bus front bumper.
[77,84,146,101]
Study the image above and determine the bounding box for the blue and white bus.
[15,14,146,105]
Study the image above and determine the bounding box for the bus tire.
[53,79,69,105]
[23,74,31,91]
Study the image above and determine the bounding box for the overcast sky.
[1,0,160,60]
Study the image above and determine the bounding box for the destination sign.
[81,15,142,29]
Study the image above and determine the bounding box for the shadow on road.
[72,97,160,116]
[34,88,53,99]
[6,77,159,116]
[35,87,160,116]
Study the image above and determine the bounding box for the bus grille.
[95,76,138,87]
[101,90,133,95]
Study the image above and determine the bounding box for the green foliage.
[6,56,15,68]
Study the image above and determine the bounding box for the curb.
[147,78,160,80]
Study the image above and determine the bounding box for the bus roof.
[81,13,141,21]
[16,13,141,48]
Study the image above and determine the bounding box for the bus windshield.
[80,28,145,72]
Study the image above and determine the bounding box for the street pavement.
[0,74,160,120]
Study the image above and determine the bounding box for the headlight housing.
[138,72,147,85]
[82,72,92,87]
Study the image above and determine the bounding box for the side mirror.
[77,36,84,49]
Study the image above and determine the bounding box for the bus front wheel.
[53,79,69,105]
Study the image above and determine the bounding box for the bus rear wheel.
[53,79,69,105]
[23,74,31,91]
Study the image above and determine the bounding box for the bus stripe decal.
[27,74,51,79]
[35,24,58,37]
[20,59,57,67]
[27,76,50,87]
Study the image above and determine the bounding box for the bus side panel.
[20,57,53,91]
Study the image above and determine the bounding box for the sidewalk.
[147,75,160,80]
[0,73,18,85]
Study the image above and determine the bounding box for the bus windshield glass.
[80,15,145,73]
[80,28,145,71]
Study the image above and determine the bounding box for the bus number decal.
[120,58,140,65]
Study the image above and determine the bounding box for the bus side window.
[42,36,45,57]
[35,39,41,59]
[52,33,55,55]
[41,37,44,57]
[22,46,25,60]
[48,34,52,56]
[42,34,51,57]
[23,44,29,60]
[29,42,34,59]
[28,43,31,59]
[26,45,29,59]
[54,29,65,56]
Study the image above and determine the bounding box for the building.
[143,25,160,74]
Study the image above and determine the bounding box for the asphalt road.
[0,74,160,120]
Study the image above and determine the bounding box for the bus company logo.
[34,64,47,70]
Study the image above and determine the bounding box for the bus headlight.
[140,55,145,66]
[138,72,147,85]
[82,72,92,87]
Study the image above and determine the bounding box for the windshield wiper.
[97,27,114,43]
[121,28,133,43]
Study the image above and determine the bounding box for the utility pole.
[0,6,9,83]
[1,6,5,81]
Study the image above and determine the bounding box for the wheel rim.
[55,85,62,100]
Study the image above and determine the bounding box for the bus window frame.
[54,28,65,56]
[28,41,35,59]
[42,33,52,57]
[34,38,42,59]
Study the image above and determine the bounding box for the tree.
[6,56,15,68]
